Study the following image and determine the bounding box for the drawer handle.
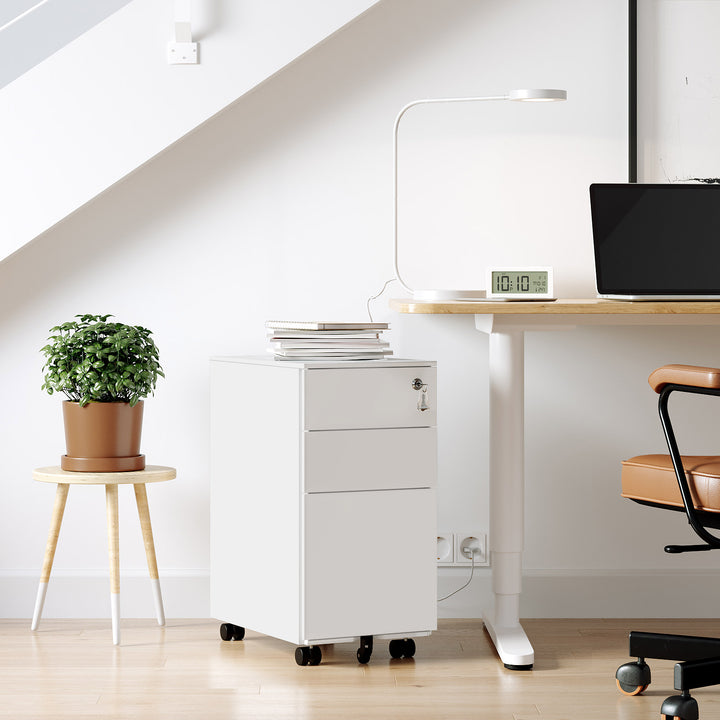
[412,378,430,412]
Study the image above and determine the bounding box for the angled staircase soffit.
[0,0,381,263]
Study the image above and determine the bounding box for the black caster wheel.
[357,635,373,664]
[219,623,245,641]
[389,639,403,659]
[389,638,416,659]
[295,645,322,666]
[615,660,650,696]
[660,694,699,720]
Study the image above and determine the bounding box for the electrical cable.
[366,278,395,322]
[437,551,476,602]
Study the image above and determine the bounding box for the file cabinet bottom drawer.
[303,488,436,641]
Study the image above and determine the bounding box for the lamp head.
[509,88,567,102]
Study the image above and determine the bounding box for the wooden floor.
[3,618,720,719]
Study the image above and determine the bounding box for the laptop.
[590,183,720,300]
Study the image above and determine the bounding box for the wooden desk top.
[389,298,720,315]
[33,465,176,485]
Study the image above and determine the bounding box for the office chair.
[617,364,720,720]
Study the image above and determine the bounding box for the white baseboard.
[438,568,720,619]
[0,570,209,619]
[3,568,718,620]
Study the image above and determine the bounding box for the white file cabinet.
[210,356,437,666]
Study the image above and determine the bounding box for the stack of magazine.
[266,320,391,361]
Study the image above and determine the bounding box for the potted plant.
[41,314,164,472]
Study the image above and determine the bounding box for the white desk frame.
[390,298,720,669]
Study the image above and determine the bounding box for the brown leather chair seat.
[622,454,720,515]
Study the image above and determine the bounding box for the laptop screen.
[590,183,720,297]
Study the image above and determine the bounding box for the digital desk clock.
[485,266,555,301]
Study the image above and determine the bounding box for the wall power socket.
[437,531,489,566]
[436,532,454,564]
[456,534,486,565]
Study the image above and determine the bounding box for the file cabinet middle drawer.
[303,427,437,493]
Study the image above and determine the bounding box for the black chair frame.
[618,382,720,720]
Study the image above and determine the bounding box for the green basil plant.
[41,314,164,407]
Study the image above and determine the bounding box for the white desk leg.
[482,324,534,669]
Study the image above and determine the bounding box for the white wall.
[3,0,719,621]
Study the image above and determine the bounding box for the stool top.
[33,465,176,485]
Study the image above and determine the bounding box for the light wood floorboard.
[3,618,720,718]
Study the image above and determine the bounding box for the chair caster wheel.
[661,694,699,720]
[389,638,416,659]
[219,623,245,641]
[295,645,322,666]
[357,635,373,664]
[615,660,651,695]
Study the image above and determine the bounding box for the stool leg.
[31,483,69,630]
[134,484,165,626]
[106,484,120,645]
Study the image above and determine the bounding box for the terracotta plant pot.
[61,400,145,472]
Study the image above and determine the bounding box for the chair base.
[617,631,720,720]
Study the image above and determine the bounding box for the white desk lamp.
[393,88,567,302]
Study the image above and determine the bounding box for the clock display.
[485,266,554,301]
[491,271,549,295]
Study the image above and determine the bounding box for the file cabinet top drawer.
[303,365,436,430]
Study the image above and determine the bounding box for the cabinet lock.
[412,378,430,412]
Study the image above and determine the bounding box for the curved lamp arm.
[392,89,567,296]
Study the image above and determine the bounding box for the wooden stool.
[31,465,176,645]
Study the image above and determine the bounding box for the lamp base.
[412,289,487,302]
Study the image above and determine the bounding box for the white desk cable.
[437,548,476,602]
[366,278,395,322]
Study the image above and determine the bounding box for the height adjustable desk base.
[483,609,534,670]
